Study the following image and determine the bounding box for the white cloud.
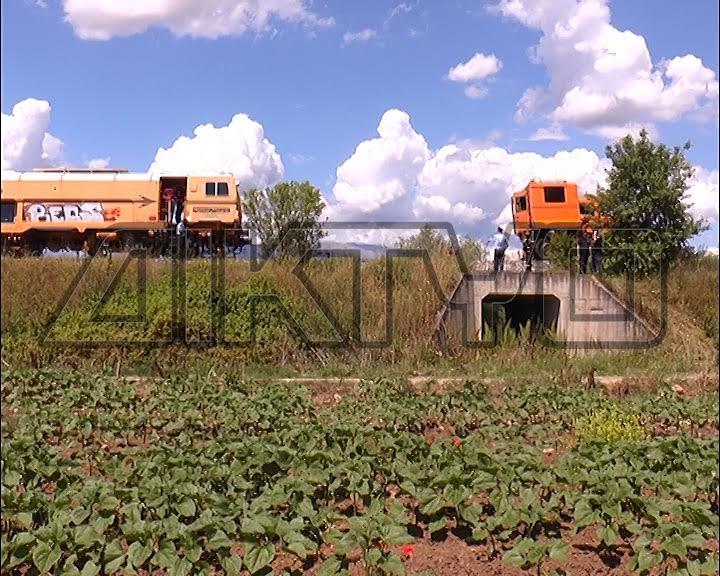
[493,0,719,135]
[148,113,284,191]
[328,109,430,221]
[686,167,719,225]
[342,28,377,44]
[326,109,612,241]
[464,85,488,99]
[1,98,64,171]
[529,123,568,141]
[87,157,111,169]
[592,122,658,142]
[448,52,502,82]
[62,0,334,40]
[514,86,546,123]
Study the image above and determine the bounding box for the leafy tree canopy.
[597,129,706,275]
[243,181,327,259]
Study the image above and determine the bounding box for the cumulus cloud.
[328,109,430,221]
[62,0,335,40]
[87,157,111,169]
[686,167,719,225]
[342,28,377,44]
[326,109,612,241]
[148,113,284,191]
[493,0,719,135]
[1,98,64,171]
[448,53,502,82]
[529,123,568,141]
[448,52,502,100]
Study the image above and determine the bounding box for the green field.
[1,370,718,575]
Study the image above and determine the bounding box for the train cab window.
[205,182,216,196]
[217,182,229,196]
[1,201,16,223]
[544,186,566,203]
[515,196,527,212]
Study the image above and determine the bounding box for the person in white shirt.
[492,226,510,271]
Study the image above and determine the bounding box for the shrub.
[575,406,647,442]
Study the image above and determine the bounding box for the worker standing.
[578,227,591,274]
[492,226,510,272]
[591,229,603,274]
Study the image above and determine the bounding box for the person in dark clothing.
[578,228,591,274]
[591,229,603,274]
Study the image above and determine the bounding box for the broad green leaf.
[80,560,100,576]
[169,557,192,576]
[663,534,687,558]
[637,548,663,573]
[365,548,382,566]
[598,524,619,546]
[381,525,413,546]
[152,539,177,568]
[549,540,570,562]
[184,541,202,563]
[573,500,595,529]
[419,495,444,516]
[33,541,62,573]
[207,530,233,551]
[241,517,266,535]
[428,518,447,535]
[502,547,526,568]
[14,512,33,530]
[97,495,120,511]
[222,555,243,576]
[378,552,405,576]
[244,542,275,573]
[175,499,196,518]
[75,525,103,547]
[12,532,35,547]
[127,541,153,567]
[317,557,342,576]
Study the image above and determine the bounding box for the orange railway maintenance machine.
[511,180,605,268]
[1,168,249,256]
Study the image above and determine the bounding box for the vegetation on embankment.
[1,254,717,377]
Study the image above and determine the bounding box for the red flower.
[426,438,433,445]
[452,438,462,447]
[402,545,414,557]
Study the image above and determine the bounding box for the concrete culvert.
[481,294,560,339]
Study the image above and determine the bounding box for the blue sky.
[2,0,718,246]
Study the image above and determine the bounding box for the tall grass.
[1,253,717,377]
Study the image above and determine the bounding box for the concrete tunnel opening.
[481,293,561,340]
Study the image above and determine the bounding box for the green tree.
[396,224,451,254]
[395,225,486,262]
[243,181,327,259]
[598,129,706,275]
[547,230,578,271]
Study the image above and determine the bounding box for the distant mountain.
[319,241,387,259]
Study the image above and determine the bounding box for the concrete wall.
[434,271,659,351]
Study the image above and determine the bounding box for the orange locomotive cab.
[511,180,604,265]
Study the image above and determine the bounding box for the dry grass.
[1,254,717,377]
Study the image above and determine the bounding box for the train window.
[205,182,216,196]
[1,201,16,223]
[515,196,527,212]
[544,186,565,203]
[217,182,229,196]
